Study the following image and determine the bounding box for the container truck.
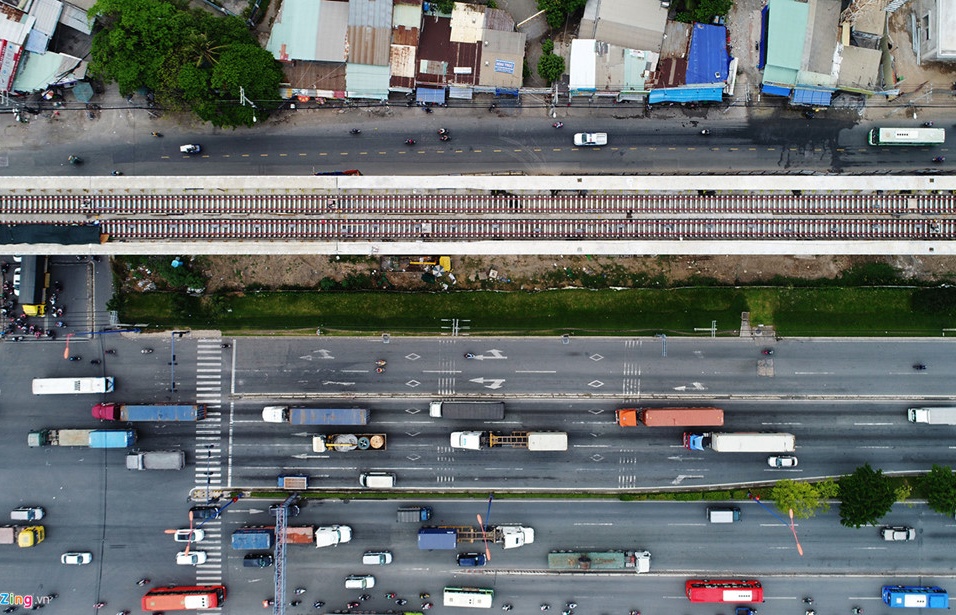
[450,431,568,451]
[312,433,386,453]
[683,432,795,453]
[93,402,207,422]
[418,525,534,550]
[262,406,369,426]
[907,407,956,425]
[27,428,136,448]
[232,527,274,550]
[0,525,45,547]
[548,550,651,573]
[285,526,315,545]
[429,401,505,420]
[617,407,724,428]
[397,506,433,522]
[126,450,186,471]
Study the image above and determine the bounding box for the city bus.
[882,586,949,609]
[868,127,945,146]
[32,377,114,395]
[142,585,226,611]
[685,579,764,603]
[443,587,495,608]
[17,256,49,316]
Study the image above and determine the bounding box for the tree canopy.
[838,464,896,528]
[771,478,838,519]
[923,465,956,516]
[537,0,588,29]
[89,0,283,127]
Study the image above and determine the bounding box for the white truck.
[450,431,568,451]
[684,432,796,453]
[126,450,186,471]
[907,407,956,425]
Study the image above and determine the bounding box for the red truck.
[616,407,724,428]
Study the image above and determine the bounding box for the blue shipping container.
[89,430,136,448]
[232,527,274,550]
[418,528,458,550]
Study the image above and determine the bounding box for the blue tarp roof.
[761,83,791,96]
[686,23,731,85]
[648,86,724,104]
[791,87,833,106]
[416,87,446,104]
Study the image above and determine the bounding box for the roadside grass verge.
[117,286,955,336]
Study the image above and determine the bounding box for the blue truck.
[232,527,274,550]
[27,429,136,448]
[262,406,370,426]
[418,527,459,550]
[398,506,433,523]
[92,403,207,422]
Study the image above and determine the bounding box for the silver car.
[881,526,916,541]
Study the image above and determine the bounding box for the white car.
[882,526,916,541]
[61,552,92,565]
[176,550,208,565]
[768,456,798,467]
[362,551,393,565]
[12,268,20,296]
[173,528,205,543]
[573,132,608,147]
[179,144,202,154]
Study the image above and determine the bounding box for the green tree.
[838,464,896,528]
[693,0,732,22]
[770,479,830,519]
[923,465,956,516]
[435,0,455,13]
[537,53,566,85]
[542,38,555,54]
[89,0,283,128]
[537,0,588,29]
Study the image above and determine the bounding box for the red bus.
[142,585,226,611]
[685,579,763,603]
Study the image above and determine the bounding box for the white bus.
[868,127,945,146]
[32,377,115,395]
[443,587,495,609]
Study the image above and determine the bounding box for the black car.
[189,506,220,520]
[268,503,300,517]
[244,553,274,568]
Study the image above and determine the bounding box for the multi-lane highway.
[4,334,956,613]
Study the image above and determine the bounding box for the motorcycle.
[464,352,476,359]
[422,603,434,610]
[541,605,551,611]
[347,602,361,609]
[295,588,307,595]
[405,139,416,145]
[350,129,362,134]
[136,578,150,586]
[94,604,106,610]
[314,602,325,609]
[106,349,116,355]
[141,348,153,354]
[566,603,577,610]
[501,605,513,612]
[439,135,451,142]
[761,348,773,355]
[396,599,408,606]
[90,359,101,365]
[438,128,449,135]
[420,593,431,600]
[359,595,371,602]
[376,366,385,373]
[375,360,387,367]
[68,355,81,362]
[221,343,230,348]
[68,155,82,165]
[552,122,563,128]
[913,363,927,371]
[923,121,934,127]
[111,170,123,176]
[151,132,163,137]
[385,593,397,599]
[424,107,433,114]
[700,129,711,135]
[933,156,945,163]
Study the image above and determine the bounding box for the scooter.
[141,348,153,354]
[501,605,513,612]
[90,359,101,365]
[913,363,927,371]
[294,588,307,595]
[923,121,934,127]
[700,129,711,135]
[136,578,150,586]
[350,129,362,134]
[440,135,451,142]
[151,132,163,137]
[405,139,416,145]
[106,349,117,355]
[68,155,82,165]
[464,352,476,359]
[68,355,82,361]
[933,156,945,163]
[111,170,123,176]
[552,122,563,128]
[438,128,449,135]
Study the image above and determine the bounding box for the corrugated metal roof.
[346,62,390,99]
[27,0,62,39]
[349,25,390,65]
[390,43,417,77]
[392,23,419,45]
[417,14,478,85]
[483,7,514,32]
[267,0,349,63]
[0,11,34,46]
[450,2,483,43]
[350,0,393,29]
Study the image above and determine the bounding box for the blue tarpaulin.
[791,87,833,106]
[415,87,446,104]
[686,23,731,85]
[758,5,769,69]
[761,83,791,96]
[648,86,724,104]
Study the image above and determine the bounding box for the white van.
[345,575,375,589]
[707,506,741,523]
[359,472,396,489]
[362,551,393,565]
[11,506,45,521]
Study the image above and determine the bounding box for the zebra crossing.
[192,339,227,586]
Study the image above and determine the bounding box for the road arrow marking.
[469,377,506,389]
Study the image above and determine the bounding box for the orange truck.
[616,407,724,428]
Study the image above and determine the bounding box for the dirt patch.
[201,254,956,293]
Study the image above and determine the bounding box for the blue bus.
[882,586,949,609]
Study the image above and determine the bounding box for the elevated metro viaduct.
[1,174,955,256]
